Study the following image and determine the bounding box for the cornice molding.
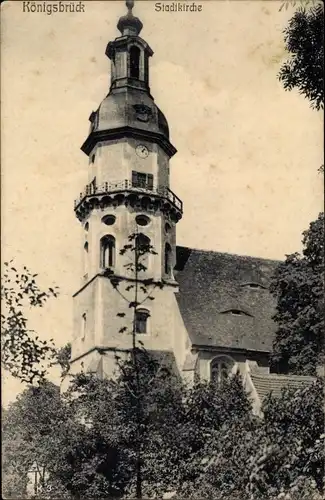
[81,126,177,158]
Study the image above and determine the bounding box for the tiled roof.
[175,246,280,352]
[251,372,316,400]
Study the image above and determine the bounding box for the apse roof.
[175,246,280,353]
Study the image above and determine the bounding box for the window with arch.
[135,233,151,273]
[144,53,149,84]
[165,243,172,276]
[135,233,150,250]
[84,241,89,275]
[210,356,234,388]
[89,176,96,195]
[111,50,116,78]
[130,46,140,79]
[81,312,87,340]
[135,309,150,334]
[100,235,116,268]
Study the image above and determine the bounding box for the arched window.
[130,46,140,79]
[135,309,150,334]
[100,235,116,268]
[144,53,149,84]
[165,243,172,276]
[136,233,150,251]
[81,312,87,340]
[111,50,116,79]
[210,357,234,388]
[84,241,89,276]
[135,233,150,271]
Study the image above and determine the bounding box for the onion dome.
[117,0,143,37]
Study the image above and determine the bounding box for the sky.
[1,0,323,403]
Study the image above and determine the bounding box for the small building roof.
[250,372,316,400]
[175,246,280,353]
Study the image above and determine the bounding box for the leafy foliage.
[1,261,59,383]
[2,380,63,499]
[280,0,324,11]
[260,380,324,495]
[178,379,324,500]
[270,212,324,374]
[56,343,72,377]
[279,0,324,109]
[175,375,256,499]
[2,354,324,500]
[103,231,166,497]
[4,227,322,499]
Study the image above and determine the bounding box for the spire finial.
[117,0,142,36]
[126,0,134,12]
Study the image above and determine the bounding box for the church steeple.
[70,1,183,378]
[105,0,152,93]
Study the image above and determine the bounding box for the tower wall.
[88,140,170,189]
[71,276,182,368]
[81,204,176,284]
[68,1,182,382]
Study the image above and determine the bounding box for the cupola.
[105,0,153,93]
[81,0,176,158]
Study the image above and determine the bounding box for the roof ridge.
[176,245,281,264]
[251,372,316,381]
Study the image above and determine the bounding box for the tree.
[279,0,324,110]
[3,357,323,499]
[2,380,64,499]
[45,232,171,499]
[56,342,72,377]
[34,362,254,499]
[1,261,59,383]
[104,231,164,498]
[45,373,129,499]
[259,379,324,497]
[16,352,183,499]
[178,379,324,500]
[275,0,324,374]
[175,374,257,499]
[270,212,324,375]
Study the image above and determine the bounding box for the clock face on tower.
[135,144,149,159]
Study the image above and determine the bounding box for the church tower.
[69,1,183,377]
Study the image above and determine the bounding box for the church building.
[66,1,316,414]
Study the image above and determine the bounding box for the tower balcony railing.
[74,179,183,213]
